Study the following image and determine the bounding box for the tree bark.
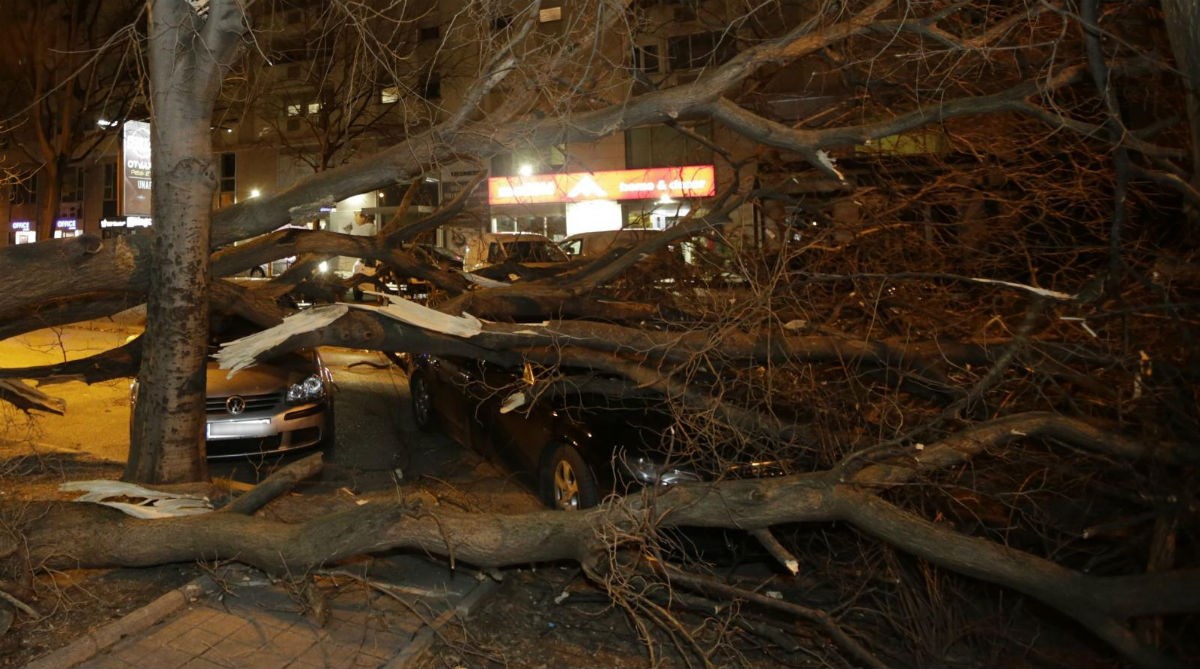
[125,1,245,483]
[12,413,1197,669]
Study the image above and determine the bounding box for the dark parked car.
[131,314,335,459]
[408,354,769,510]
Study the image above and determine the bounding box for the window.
[419,25,439,41]
[102,163,117,217]
[218,152,235,208]
[378,180,440,208]
[667,31,736,71]
[634,44,660,73]
[492,14,513,31]
[381,86,400,104]
[103,163,116,201]
[9,177,33,205]
[287,99,319,117]
[61,167,84,203]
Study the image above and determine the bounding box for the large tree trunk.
[34,159,62,242]
[124,1,244,483]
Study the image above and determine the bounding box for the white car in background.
[559,229,660,259]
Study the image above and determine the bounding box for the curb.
[22,578,212,669]
[385,576,499,668]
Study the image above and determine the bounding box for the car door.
[418,356,479,448]
[476,362,557,478]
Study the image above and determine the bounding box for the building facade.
[2,0,867,255]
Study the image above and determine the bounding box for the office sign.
[489,165,715,205]
[122,120,152,216]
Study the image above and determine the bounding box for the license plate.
[207,419,270,438]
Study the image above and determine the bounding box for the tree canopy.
[2,1,1198,667]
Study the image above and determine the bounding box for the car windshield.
[207,314,262,356]
[501,240,569,263]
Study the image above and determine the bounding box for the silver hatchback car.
[201,347,334,458]
[131,315,335,459]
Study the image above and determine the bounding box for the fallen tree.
[5,406,1195,669]
[2,1,1199,667]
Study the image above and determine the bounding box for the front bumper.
[205,400,329,459]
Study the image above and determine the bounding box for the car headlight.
[622,455,701,486]
[286,374,326,403]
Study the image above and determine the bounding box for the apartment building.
[1,0,847,252]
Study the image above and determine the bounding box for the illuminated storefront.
[487,165,716,238]
[9,220,35,245]
[54,218,81,239]
[100,215,153,238]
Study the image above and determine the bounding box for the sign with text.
[488,165,715,205]
[122,120,152,216]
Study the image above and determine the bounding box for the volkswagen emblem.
[225,396,247,415]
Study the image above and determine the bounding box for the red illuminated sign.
[488,165,715,205]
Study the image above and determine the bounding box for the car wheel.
[409,369,436,432]
[540,444,600,510]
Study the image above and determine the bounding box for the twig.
[750,528,799,575]
[0,587,41,618]
[658,564,889,669]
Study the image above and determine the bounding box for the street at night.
[2,1,1198,667]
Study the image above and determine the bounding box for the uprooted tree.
[2,1,1199,666]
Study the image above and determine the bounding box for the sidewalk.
[26,557,495,669]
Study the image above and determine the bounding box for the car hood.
[205,353,317,398]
